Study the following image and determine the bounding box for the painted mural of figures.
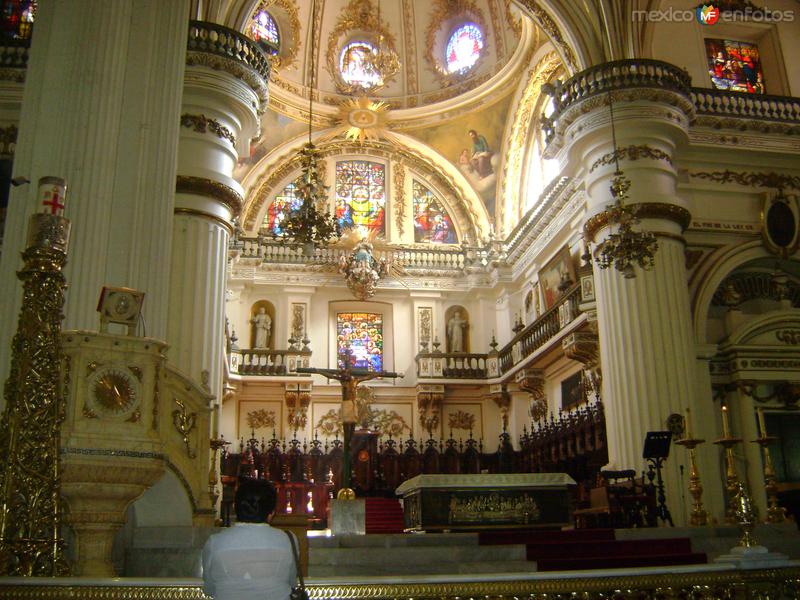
[469,129,493,178]
[447,310,467,353]
[251,307,271,349]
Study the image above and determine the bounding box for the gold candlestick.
[676,436,708,526]
[714,435,743,524]
[752,436,787,523]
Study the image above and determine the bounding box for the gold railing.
[0,566,798,598]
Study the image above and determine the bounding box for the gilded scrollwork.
[514,0,577,71]
[589,144,673,173]
[171,398,197,459]
[447,410,475,432]
[393,161,406,236]
[246,408,276,431]
[175,175,243,218]
[691,170,800,191]
[0,213,70,575]
[180,113,237,146]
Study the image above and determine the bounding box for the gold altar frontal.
[0,566,798,599]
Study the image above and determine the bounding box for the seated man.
[202,479,296,600]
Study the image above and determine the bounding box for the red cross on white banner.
[42,186,65,215]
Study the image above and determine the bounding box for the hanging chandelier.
[277,0,339,253]
[338,237,387,300]
[585,97,658,279]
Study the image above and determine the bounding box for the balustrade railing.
[692,87,800,123]
[187,20,272,82]
[230,348,311,376]
[498,283,582,374]
[542,59,692,142]
[235,237,486,272]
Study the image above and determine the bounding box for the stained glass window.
[445,23,483,74]
[0,0,35,41]
[264,180,302,236]
[335,160,385,234]
[412,181,457,244]
[337,312,383,371]
[340,41,382,88]
[705,38,765,94]
[250,9,279,51]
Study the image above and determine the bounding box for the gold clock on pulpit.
[86,365,140,420]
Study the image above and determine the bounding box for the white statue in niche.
[251,307,272,349]
[447,310,467,353]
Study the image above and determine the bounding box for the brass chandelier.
[278,0,339,252]
[586,97,658,279]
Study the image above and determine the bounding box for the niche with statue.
[444,305,470,353]
[249,300,276,349]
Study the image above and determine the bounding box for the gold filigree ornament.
[87,365,139,418]
[333,96,390,143]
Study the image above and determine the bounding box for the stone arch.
[240,132,490,242]
[691,240,800,345]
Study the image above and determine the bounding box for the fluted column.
[551,63,697,523]
[0,0,188,394]
[166,22,268,401]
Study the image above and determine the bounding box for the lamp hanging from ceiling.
[585,95,658,279]
[278,0,339,253]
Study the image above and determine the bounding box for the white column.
[166,24,266,401]
[0,0,187,397]
[573,99,696,524]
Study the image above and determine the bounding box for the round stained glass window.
[250,10,279,50]
[340,41,382,88]
[445,23,483,74]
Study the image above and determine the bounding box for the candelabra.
[675,408,708,526]
[753,408,787,523]
[713,404,742,524]
[0,177,71,575]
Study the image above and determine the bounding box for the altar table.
[396,473,576,532]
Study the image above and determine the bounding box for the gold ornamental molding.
[393,161,406,236]
[585,202,691,242]
[690,170,800,191]
[175,176,243,218]
[180,113,236,146]
[514,0,577,71]
[589,144,673,173]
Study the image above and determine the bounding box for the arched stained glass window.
[250,9,279,51]
[413,181,457,244]
[264,180,302,236]
[340,41,382,88]
[335,160,385,234]
[337,312,383,371]
[445,23,483,74]
[0,0,35,41]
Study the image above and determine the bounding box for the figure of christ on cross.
[296,348,401,497]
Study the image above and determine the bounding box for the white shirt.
[201,523,296,600]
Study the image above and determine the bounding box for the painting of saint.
[538,246,576,310]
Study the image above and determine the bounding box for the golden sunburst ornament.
[335,96,390,142]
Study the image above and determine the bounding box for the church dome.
[254,0,534,122]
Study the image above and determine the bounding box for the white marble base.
[329,499,365,536]
[714,545,793,569]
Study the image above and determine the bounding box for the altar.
[396,473,576,532]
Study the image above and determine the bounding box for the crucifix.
[297,347,401,497]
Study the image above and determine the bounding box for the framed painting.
[560,372,584,412]
[538,246,576,310]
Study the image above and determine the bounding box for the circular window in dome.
[445,23,483,74]
[340,41,382,89]
[250,9,280,52]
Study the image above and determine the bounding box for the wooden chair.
[573,486,611,528]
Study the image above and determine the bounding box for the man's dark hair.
[235,478,277,523]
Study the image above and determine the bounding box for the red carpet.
[365,497,405,534]
[480,529,707,571]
